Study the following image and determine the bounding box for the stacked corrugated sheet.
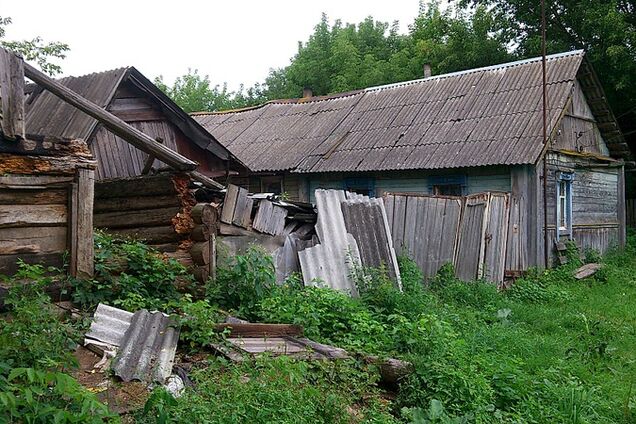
[84,303,180,384]
[298,189,401,294]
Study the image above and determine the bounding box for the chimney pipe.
[302,87,313,98]
[423,64,432,78]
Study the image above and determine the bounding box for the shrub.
[0,262,78,370]
[209,245,276,319]
[71,231,190,311]
[176,296,224,349]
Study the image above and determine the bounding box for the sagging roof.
[25,67,236,162]
[194,50,628,173]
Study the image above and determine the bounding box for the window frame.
[555,172,573,240]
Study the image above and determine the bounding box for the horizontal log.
[0,252,64,276]
[95,173,179,199]
[93,194,181,213]
[190,241,210,265]
[0,175,73,188]
[215,323,303,338]
[191,224,210,242]
[192,203,217,225]
[0,153,95,175]
[94,206,180,229]
[0,227,67,254]
[0,204,67,228]
[0,188,67,205]
[107,225,181,244]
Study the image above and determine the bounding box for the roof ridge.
[365,50,585,92]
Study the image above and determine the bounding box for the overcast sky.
[2,0,422,91]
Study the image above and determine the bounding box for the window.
[556,172,573,240]
[260,176,283,194]
[432,184,463,196]
[344,177,375,197]
[428,175,466,196]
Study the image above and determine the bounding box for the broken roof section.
[194,50,629,173]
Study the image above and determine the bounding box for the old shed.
[0,49,95,277]
[195,50,629,274]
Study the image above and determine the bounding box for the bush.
[0,262,78,370]
[209,246,276,319]
[71,231,190,311]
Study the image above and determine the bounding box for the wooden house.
[194,50,629,270]
[25,67,244,180]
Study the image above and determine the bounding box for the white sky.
[2,0,422,91]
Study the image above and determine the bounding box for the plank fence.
[384,192,510,283]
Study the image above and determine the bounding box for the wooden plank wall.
[385,192,511,283]
[545,152,622,260]
[1,169,94,277]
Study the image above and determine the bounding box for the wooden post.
[141,137,163,175]
[70,168,94,277]
[618,165,627,247]
[0,48,25,140]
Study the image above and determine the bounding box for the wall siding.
[545,152,621,257]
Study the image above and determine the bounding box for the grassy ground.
[1,232,635,423]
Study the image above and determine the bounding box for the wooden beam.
[22,63,197,172]
[189,170,224,189]
[215,323,304,338]
[0,48,25,140]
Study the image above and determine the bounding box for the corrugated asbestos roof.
[194,50,624,173]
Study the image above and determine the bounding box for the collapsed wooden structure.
[0,49,95,277]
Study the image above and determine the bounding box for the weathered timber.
[0,188,67,205]
[0,48,25,140]
[94,206,180,229]
[73,168,94,277]
[23,62,197,172]
[0,204,66,228]
[0,252,64,276]
[220,185,239,223]
[93,194,181,213]
[189,241,210,265]
[141,137,164,175]
[108,225,181,244]
[190,224,210,242]
[95,173,178,199]
[0,135,93,158]
[364,356,414,387]
[0,175,73,188]
[215,323,303,338]
[188,171,224,190]
[0,226,67,254]
[219,222,256,237]
[191,203,216,225]
[0,153,95,176]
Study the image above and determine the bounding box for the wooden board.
[0,226,67,255]
[215,323,303,338]
[0,188,67,205]
[0,48,25,140]
[0,204,67,228]
[220,184,240,224]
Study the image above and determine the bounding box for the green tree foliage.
[262,3,512,99]
[461,0,636,117]
[0,16,69,75]
[155,69,264,113]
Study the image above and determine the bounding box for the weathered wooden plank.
[0,188,67,205]
[95,173,178,199]
[215,323,303,338]
[221,184,239,224]
[0,175,73,188]
[231,187,250,227]
[392,195,407,252]
[0,48,25,140]
[0,204,67,228]
[94,206,179,229]
[618,165,626,247]
[74,168,94,277]
[93,194,181,213]
[0,226,67,254]
[107,225,180,244]
[0,252,64,276]
[482,193,510,283]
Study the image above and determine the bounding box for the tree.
[155,70,264,113]
[0,16,69,75]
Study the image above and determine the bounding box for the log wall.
[93,172,217,282]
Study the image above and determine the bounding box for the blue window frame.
[556,172,573,240]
